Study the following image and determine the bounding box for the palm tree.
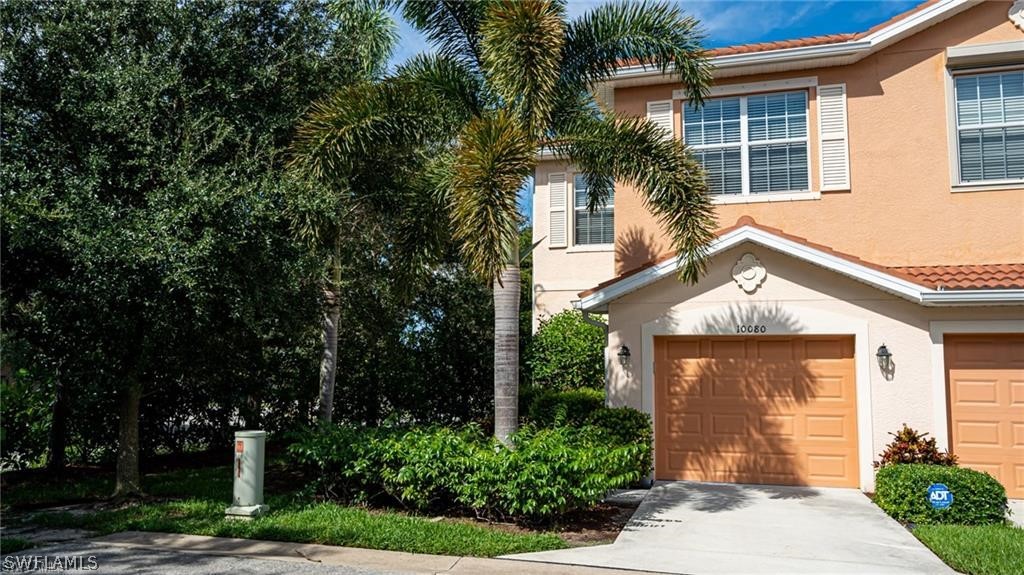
[294,0,715,443]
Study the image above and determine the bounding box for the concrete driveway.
[507,481,953,574]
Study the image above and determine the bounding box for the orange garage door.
[654,336,858,488]
[945,334,1024,499]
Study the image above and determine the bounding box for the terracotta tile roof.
[891,264,1024,290]
[646,0,942,60]
[708,34,857,57]
[578,216,1024,298]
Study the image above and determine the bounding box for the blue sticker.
[928,483,953,510]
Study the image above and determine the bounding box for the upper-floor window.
[954,70,1024,184]
[684,91,809,196]
[573,174,613,245]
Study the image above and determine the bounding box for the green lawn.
[0,537,34,555]
[913,523,1024,575]
[12,467,565,557]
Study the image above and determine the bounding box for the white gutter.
[921,289,1024,306]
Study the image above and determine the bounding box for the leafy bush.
[526,310,605,390]
[456,426,641,520]
[1,376,53,471]
[525,388,604,427]
[586,406,653,478]
[875,464,1007,525]
[287,423,642,521]
[875,424,957,468]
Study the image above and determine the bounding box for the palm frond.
[289,79,453,183]
[480,0,565,138]
[396,53,486,121]
[448,111,535,282]
[552,108,715,283]
[329,0,399,79]
[400,0,495,69]
[561,1,711,106]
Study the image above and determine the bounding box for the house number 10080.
[736,325,767,334]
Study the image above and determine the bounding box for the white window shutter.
[548,172,567,248]
[818,84,850,190]
[646,100,674,140]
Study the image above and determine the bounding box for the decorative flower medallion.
[1012,0,1024,31]
[732,253,767,294]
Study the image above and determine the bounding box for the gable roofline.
[609,0,983,85]
[575,217,1024,312]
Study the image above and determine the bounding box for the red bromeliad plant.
[874,424,957,469]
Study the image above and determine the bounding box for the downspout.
[579,307,608,332]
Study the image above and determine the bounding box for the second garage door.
[945,333,1024,499]
[654,336,858,488]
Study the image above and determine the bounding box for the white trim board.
[672,77,817,100]
[928,320,1024,451]
[577,225,1024,312]
[641,304,876,491]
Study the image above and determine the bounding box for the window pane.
[1003,72,1024,122]
[955,76,979,126]
[1008,126,1024,179]
[981,128,1006,180]
[693,147,742,195]
[574,174,588,208]
[749,142,809,193]
[959,129,982,182]
[575,209,614,245]
[978,74,1003,124]
[684,97,740,145]
[748,91,806,142]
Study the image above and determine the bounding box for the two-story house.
[532,0,1024,496]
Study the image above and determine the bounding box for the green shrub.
[875,424,957,468]
[875,464,1007,525]
[526,310,605,390]
[287,423,640,521]
[586,407,653,478]
[454,426,642,520]
[526,388,604,427]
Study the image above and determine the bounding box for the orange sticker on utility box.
[235,440,244,453]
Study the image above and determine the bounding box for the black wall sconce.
[876,343,894,381]
[617,344,631,367]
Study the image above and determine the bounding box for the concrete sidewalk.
[73,531,669,575]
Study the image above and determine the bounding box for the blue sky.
[388,1,922,220]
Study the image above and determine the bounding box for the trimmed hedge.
[526,310,606,390]
[875,464,1007,525]
[288,423,644,521]
[525,387,604,427]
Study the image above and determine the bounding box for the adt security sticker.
[928,483,953,510]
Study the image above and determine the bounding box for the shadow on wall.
[616,225,666,273]
[650,303,857,504]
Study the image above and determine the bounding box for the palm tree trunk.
[114,380,143,498]
[317,237,342,425]
[493,264,520,445]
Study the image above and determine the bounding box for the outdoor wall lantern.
[617,344,631,367]
[876,343,894,380]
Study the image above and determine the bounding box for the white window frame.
[947,65,1024,191]
[569,172,615,250]
[682,89,814,201]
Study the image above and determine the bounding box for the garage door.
[945,334,1024,499]
[655,336,858,487]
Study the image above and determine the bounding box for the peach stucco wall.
[531,1,1023,327]
[531,162,614,330]
[606,1,1024,272]
[604,241,1024,489]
